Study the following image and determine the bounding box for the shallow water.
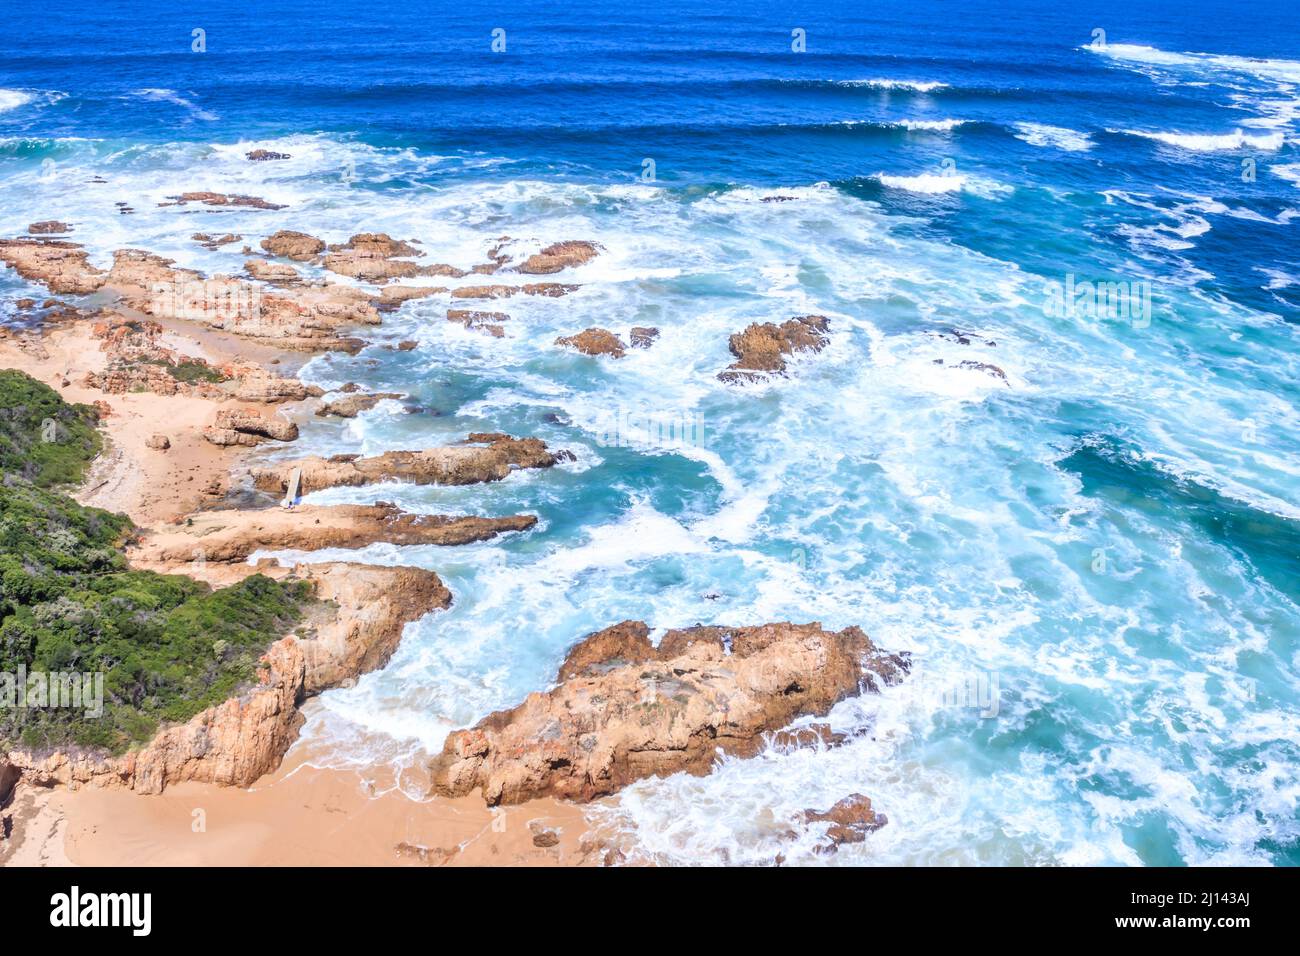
[1,0,1297,865]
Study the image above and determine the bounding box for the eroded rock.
[517,240,600,275]
[555,327,626,358]
[719,315,830,383]
[429,620,909,805]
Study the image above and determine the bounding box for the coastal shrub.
[0,369,102,487]
[0,370,313,755]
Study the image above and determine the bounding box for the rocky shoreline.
[1,218,906,865]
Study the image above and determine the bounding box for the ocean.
[1,0,1297,865]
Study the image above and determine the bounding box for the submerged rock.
[429,620,909,805]
[447,309,508,337]
[517,240,600,275]
[316,391,405,417]
[28,220,71,235]
[803,794,887,853]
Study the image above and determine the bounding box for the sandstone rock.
[28,220,71,235]
[193,232,242,249]
[246,149,290,161]
[6,563,450,794]
[379,285,445,309]
[555,327,626,358]
[719,315,830,383]
[447,309,508,337]
[803,793,886,852]
[251,433,565,495]
[161,191,286,210]
[630,326,659,349]
[207,407,298,444]
[450,282,578,300]
[429,620,909,805]
[134,504,537,563]
[231,370,324,403]
[531,827,560,848]
[145,434,171,451]
[0,237,105,294]
[517,240,600,275]
[323,233,423,282]
[261,230,325,261]
[244,259,302,284]
[396,340,418,351]
[316,392,404,418]
[769,722,847,754]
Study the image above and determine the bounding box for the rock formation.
[316,391,404,417]
[718,315,830,383]
[133,504,537,564]
[7,563,451,794]
[555,327,626,358]
[517,240,600,275]
[251,433,566,494]
[204,408,299,446]
[447,309,509,337]
[261,230,325,261]
[429,619,909,805]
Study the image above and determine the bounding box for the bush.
[0,371,312,754]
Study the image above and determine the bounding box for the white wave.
[130,88,218,122]
[874,171,1011,199]
[1274,163,1300,188]
[1013,122,1094,152]
[1116,127,1285,151]
[840,78,949,92]
[0,89,33,113]
[1085,43,1300,85]
[891,118,969,131]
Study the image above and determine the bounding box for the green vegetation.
[141,357,226,385]
[0,370,312,754]
[0,369,103,486]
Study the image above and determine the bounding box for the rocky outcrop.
[447,309,508,337]
[316,391,404,417]
[251,433,566,494]
[244,259,302,284]
[7,563,451,794]
[0,237,105,294]
[261,230,325,261]
[630,326,659,349]
[160,191,286,210]
[718,315,830,383]
[134,504,537,564]
[28,220,71,235]
[450,282,577,300]
[231,369,324,403]
[517,240,600,275]
[555,327,626,358]
[103,249,378,352]
[0,756,18,806]
[323,233,426,282]
[246,149,290,162]
[803,794,886,852]
[204,408,298,446]
[193,232,242,249]
[429,620,909,805]
[380,285,445,309]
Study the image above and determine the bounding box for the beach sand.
[4,727,599,867]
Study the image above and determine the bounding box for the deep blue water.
[1,1,1298,865]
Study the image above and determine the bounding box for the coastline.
[0,244,608,867]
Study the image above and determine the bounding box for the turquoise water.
[1,0,1297,864]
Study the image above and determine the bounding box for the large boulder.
[719,315,830,383]
[429,620,909,805]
